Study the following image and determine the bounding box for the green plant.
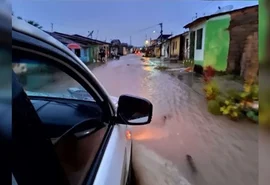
[220,99,243,120]
[225,89,242,103]
[183,59,194,67]
[155,65,169,71]
[246,109,258,123]
[203,66,215,83]
[207,100,221,115]
[215,94,227,105]
[203,80,220,100]
[240,83,259,102]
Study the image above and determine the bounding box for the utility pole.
[130,36,132,46]
[51,23,53,32]
[159,23,163,38]
[159,23,163,57]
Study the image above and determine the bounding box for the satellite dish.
[87,30,94,38]
[215,5,234,14]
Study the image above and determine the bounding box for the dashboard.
[30,98,103,138]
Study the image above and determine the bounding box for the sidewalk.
[148,57,184,69]
[148,57,244,96]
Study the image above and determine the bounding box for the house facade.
[50,32,110,63]
[49,32,91,63]
[161,40,170,58]
[156,34,172,57]
[154,45,161,57]
[184,5,258,75]
[121,43,129,55]
[169,35,181,60]
[182,31,190,60]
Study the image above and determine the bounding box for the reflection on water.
[92,55,258,185]
[131,125,169,141]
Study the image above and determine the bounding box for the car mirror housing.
[117,95,153,125]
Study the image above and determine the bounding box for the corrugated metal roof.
[184,5,258,29]
[49,32,110,46]
[73,34,110,45]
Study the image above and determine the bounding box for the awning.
[67,43,81,49]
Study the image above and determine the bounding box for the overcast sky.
[12,0,258,46]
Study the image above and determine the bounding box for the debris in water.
[127,64,130,66]
[186,154,197,173]
[163,115,167,121]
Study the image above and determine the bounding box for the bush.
[207,100,221,115]
[203,66,215,83]
[246,110,258,123]
[216,94,227,105]
[226,89,242,103]
[220,99,243,121]
[203,80,220,100]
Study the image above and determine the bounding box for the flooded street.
[92,55,258,185]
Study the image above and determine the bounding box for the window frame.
[12,30,115,120]
[196,28,203,50]
[75,48,81,57]
[84,48,88,57]
[12,29,116,185]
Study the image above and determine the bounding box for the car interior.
[12,54,106,139]
[12,71,70,185]
[13,71,109,185]
[30,97,103,139]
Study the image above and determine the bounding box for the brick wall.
[226,7,258,74]
[241,32,259,84]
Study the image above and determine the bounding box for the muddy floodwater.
[92,55,259,185]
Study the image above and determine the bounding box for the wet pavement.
[92,55,259,185]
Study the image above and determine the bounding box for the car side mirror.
[117,95,153,125]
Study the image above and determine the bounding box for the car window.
[12,59,95,102]
[13,50,109,185]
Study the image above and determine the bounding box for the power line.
[136,23,160,33]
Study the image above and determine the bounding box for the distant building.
[151,34,172,58]
[48,32,110,63]
[110,39,121,55]
[121,43,129,55]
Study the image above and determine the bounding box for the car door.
[12,26,131,185]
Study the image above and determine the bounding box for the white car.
[11,16,153,185]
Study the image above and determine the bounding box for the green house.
[184,5,258,73]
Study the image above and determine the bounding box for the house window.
[84,48,87,57]
[186,39,189,49]
[196,28,203,50]
[75,49,81,57]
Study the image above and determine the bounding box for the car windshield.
[25,87,95,102]
[12,60,95,102]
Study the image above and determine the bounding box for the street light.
[145,40,149,45]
